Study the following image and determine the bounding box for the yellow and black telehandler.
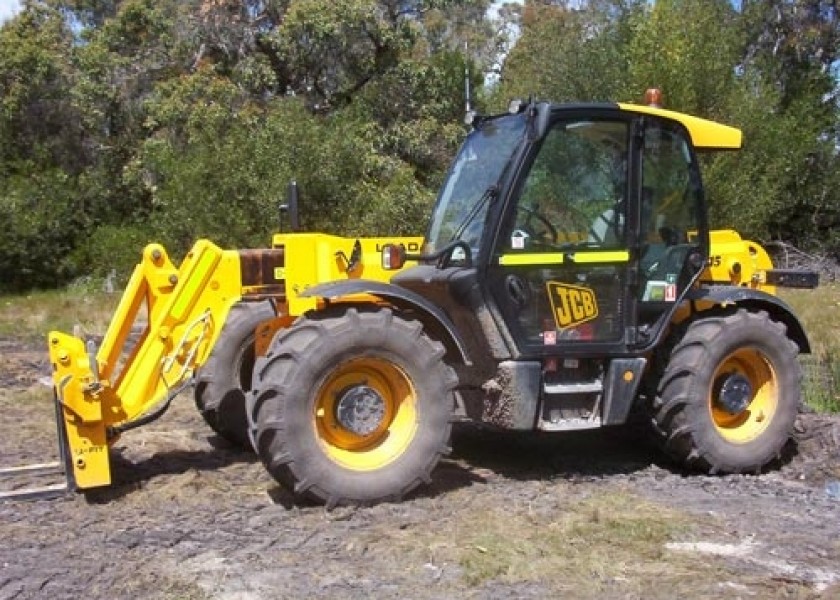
[2,94,818,506]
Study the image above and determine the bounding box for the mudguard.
[686,286,811,353]
[300,279,472,364]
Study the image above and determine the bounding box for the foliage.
[0,169,83,289]
[0,1,500,289]
[623,0,741,117]
[497,0,642,103]
[781,285,840,413]
[0,0,838,289]
[496,0,840,255]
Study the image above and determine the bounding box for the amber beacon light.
[644,87,663,108]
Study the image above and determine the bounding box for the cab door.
[634,120,709,341]
[486,117,634,357]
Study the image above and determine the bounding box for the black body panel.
[686,286,811,353]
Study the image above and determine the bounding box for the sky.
[0,0,20,24]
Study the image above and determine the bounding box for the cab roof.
[617,102,742,151]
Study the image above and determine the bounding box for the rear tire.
[248,307,457,507]
[652,309,801,474]
[194,301,275,448]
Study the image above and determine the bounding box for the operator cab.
[488,107,707,354]
[389,98,739,366]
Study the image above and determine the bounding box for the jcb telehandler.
[8,94,817,506]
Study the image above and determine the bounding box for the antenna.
[464,43,472,115]
[464,42,475,126]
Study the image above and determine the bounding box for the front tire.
[194,301,275,448]
[652,309,801,474]
[248,307,457,507]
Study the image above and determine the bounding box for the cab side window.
[509,120,628,251]
[639,125,702,297]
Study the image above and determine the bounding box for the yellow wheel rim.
[709,347,778,444]
[314,357,417,471]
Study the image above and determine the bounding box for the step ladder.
[538,379,604,432]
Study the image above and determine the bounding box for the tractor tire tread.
[650,308,800,474]
[195,300,275,448]
[248,306,456,507]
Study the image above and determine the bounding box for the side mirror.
[381,243,407,270]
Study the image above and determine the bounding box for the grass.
[0,278,121,343]
[348,486,773,597]
[452,492,686,589]
[780,283,840,413]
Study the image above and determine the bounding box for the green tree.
[496,0,644,105]
[623,0,741,117]
[0,4,79,172]
[0,170,83,290]
[496,0,840,257]
[0,4,86,290]
[727,0,840,252]
[0,0,500,288]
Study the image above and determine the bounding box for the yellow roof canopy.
[618,103,742,151]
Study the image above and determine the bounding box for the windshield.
[426,114,527,256]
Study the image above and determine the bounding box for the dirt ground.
[1,336,839,600]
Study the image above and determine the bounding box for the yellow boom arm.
[47,234,422,490]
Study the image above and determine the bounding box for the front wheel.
[194,301,275,448]
[248,307,457,507]
[652,309,801,474]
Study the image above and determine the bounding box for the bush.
[0,169,84,292]
[71,223,158,286]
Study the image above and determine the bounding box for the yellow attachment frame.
[48,240,243,489]
[272,233,423,315]
[47,233,424,490]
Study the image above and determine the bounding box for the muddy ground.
[1,336,839,599]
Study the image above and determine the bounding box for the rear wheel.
[194,301,275,448]
[248,307,456,507]
[652,309,800,473]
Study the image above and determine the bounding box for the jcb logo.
[546,282,599,329]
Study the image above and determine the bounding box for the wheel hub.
[714,372,753,415]
[335,385,386,436]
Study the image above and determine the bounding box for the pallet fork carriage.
[0,463,67,500]
[0,392,74,501]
